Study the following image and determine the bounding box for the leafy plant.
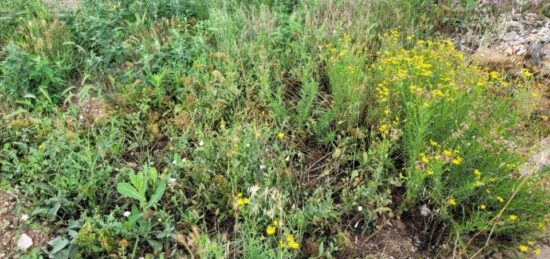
[116,166,167,211]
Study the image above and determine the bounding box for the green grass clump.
[0,0,548,258]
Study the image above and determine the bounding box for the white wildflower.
[123,211,131,218]
[20,214,29,221]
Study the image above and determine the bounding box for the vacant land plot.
[1,0,549,258]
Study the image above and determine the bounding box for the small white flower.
[21,214,29,221]
[285,156,290,162]
[123,211,131,218]
[357,206,363,212]
[17,233,33,251]
[259,165,266,170]
[169,178,177,184]
[172,160,177,165]
[198,141,204,147]
[245,144,250,148]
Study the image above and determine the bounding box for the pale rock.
[17,233,33,251]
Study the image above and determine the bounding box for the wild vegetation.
[0,0,549,258]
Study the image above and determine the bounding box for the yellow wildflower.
[286,235,299,250]
[378,123,390,135]
[496,196,504,203]
[448,198,457,206]
[527,241,534,246]
[236,199,245,206]
[534,249,541,255]
[508,215,518,221]
[429,140,438,147]
[519,245,528,253]
[419,153,430,164]
[266,226,276,236]
[473,169,481,177]
[443,149,453,158]
[277,132,285,139]
[237,193,243,198]
[480,204,486,210]
[273,220,278,226]
[475,180,484,187]
[426,169,433,175]
[451,157,462,165]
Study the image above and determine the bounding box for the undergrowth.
[0,0,548,258]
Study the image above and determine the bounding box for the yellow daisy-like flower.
[236,199,245,206]
[443,149,453,158]
[496,196,505,203]
[508,215,518,221]
[277,132,285,139]
[243,198,250,204]
[527,240,534,246]
[429,140,438,147]
[273,220,278,226]
[426,169,433,175]
[378,123,390,135]
[266,226,276,236]
[286,235,299,250]
[519,245,528,253]
[480,204,486,210]
[448,198,457,206]
[473,169,481,177]
[451,157,462,165]
[419,153,430,164]
[534,249,541,255]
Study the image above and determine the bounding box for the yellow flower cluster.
[473,169,484,187]
[518,241,542,255]
[234,193,250,207]
[266,220,278,236]
[279,234,299,250]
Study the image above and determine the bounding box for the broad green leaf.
[117,183,145,202]
[129,172,145,195]
[147,182,166,208]
[48,237,69,254]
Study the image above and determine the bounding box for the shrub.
[0,44,66,102]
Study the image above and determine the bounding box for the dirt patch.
[333,218,424,258]
[77,96,112,126]
[42,0,81,13]
[0,191,49,257]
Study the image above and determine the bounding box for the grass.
[0,0,549,258]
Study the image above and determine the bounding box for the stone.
[16,234,33,251]
[502,31,519,42]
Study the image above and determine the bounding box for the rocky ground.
[0,191,48,258]
[456,4,550,258]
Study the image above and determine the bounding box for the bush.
[0,44,66,102]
